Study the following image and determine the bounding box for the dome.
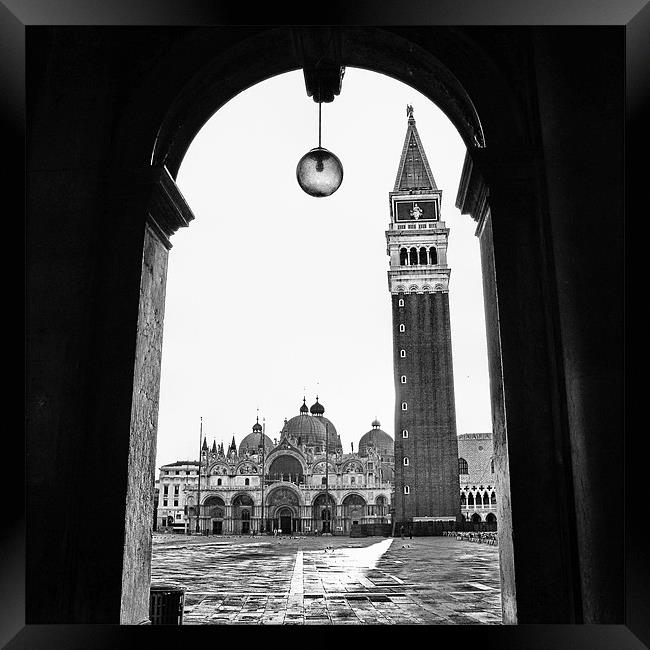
[358,425,394,457]
[252,417,263,432]
[306,397,341,449]
[299,398,309,414]
[239,431,274,456]
[319,416,341,450]
[283,413,327,447]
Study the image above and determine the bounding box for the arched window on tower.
[399,324,405,332]
[217,478,222,486]
[398,297,404,307]
[419,247,428,265]
[429,246,438,265]
[403,457,409,466]
[459,458,468,474]
[409,247,418,265]
[399,248,408,266]
[245,478,250,486]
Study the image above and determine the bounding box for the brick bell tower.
[386,105,460,527]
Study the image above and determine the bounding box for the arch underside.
[141,27,523,180]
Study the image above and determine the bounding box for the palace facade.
[457,433,497,524]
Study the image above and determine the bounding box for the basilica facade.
[158,398,395,535]
[155,404,499,533]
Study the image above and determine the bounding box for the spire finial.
[407,104,414,120]
[300,396,309,415]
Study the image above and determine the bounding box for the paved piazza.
[151,533,502,625]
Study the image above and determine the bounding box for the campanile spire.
[394,105,438,192]
[386,106,460,527]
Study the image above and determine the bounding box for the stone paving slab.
[151,533,501,625]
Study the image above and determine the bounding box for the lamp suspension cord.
[318,100,322,148]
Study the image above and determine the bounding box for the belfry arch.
[25,23,627,633]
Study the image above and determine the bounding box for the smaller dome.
[358,427,394,458]
[299,398,309,414]
[310,397,325,416]
[252,416,262,432]
[239,431,274,456]
[371,418,381,428]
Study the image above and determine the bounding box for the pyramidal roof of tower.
[393,107,438,192]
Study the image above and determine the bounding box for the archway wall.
[26,25,624,627]
[145,26,530,177]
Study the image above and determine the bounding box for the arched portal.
[203,496,225,535]
[375,495,388,521]
[277,507,293,535]
[342,494,367,533]
[266,485,301,534]
[232,494,254,535]
[313,493,337,534]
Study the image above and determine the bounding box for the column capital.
[456,147,540,236]
[109,165,195,249]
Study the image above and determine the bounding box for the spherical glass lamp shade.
[296,147,343,197]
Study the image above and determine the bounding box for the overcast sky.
[155,67,492,468]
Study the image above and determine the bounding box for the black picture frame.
[7,0,647,647]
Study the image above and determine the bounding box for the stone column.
[27,156,194,624]
[457,149,580,624]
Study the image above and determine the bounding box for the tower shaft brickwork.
[386,106,460,524]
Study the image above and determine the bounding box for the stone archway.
[266,485,301,534]
[203,496,225,535]
[108,26,530,623]
[231,494,254,535]
[342,494,367,533]
[375,495,389,522]
[313,493,337,534]
[277,507,293,535]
